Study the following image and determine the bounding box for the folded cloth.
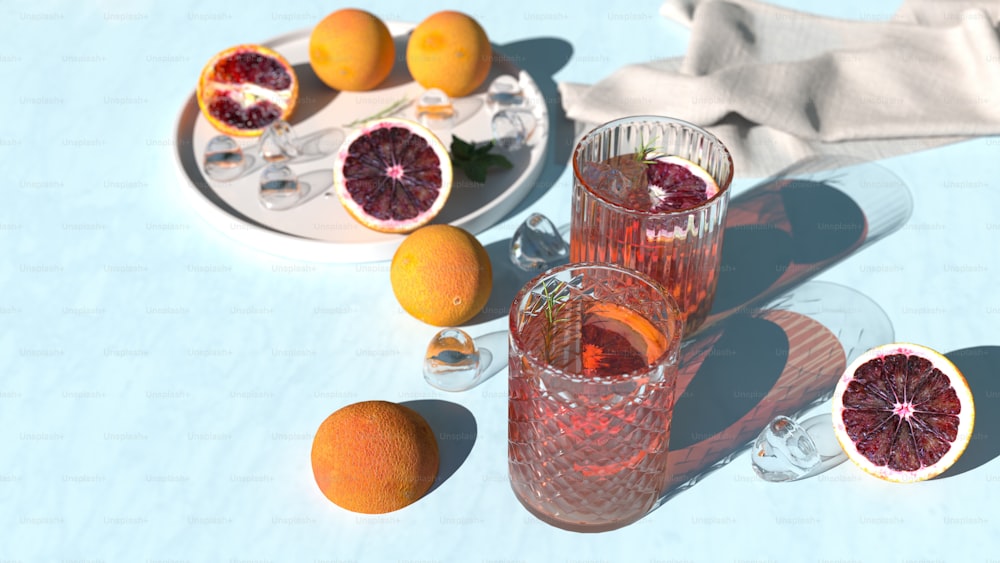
[560,0,1000,177]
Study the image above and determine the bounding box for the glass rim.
[572,114,735,216]
[508,261,682,384]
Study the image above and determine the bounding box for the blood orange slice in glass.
[334,118,453,234]
[645,155,720,212]
[196,44,298,137]
[832,343,975,482]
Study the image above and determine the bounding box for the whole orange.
[391,225,493,326]
[311,401,439,514]
[309,9,395,92]
[406,11,492,98]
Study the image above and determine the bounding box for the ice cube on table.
[258,163,305,210]
[486,74,526,112]
[751,413,846,482]
[509,213,569,272]
[424,328,492,392]
[203,135,245,182]
[416,88,456,131]
[491,110,535,151]
[259,119,300,162]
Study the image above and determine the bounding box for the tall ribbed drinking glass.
[570,116,734,335]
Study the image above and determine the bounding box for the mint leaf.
[464,161,489,183]
[483,153,513,170]
[451,136,474,160]
[450,135,514,184]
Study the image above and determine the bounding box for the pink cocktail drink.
[508,263,682,532]
[571,116,734,335]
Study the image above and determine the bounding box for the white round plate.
[173,22,549,263]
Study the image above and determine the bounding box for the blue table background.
[3,0,999,560]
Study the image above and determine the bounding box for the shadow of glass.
[668,315,789,452]
[656,300,855,503]
[705,179,867,329]
[938,346,1000,478]
[400,399,477,494]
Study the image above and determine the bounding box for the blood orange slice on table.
[196,44,298,137]
[334,118,453,234]
[832,343,975,483]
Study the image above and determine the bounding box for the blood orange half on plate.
[832,343,974,483]
[334,118,453,234]
[196,44,298,137]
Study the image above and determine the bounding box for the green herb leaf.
[451,136,475,160]
[450,135,514,184]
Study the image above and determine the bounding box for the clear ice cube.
[579,161,632,202]
[751,413,846,482]
[203,135,245,182]
[259,163,305,211]
[424,328,485,392]
[509,213,569,271]
[486,74,525,112]
[491,110,534,151]
[416,88,456,130]
[259,120,300,162]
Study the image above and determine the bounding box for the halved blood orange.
[334,118,453,234]
[196,44,298,137]
[832,343,975,483]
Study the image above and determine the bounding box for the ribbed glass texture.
[570,116,734,336]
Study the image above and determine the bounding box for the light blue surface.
[3,0,1000,561]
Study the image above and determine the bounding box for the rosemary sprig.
[342,96,412,128]
[539,279,571,363]
[634,134,661,164]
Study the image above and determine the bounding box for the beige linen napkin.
[560,0,1000,178]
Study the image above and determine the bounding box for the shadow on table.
[938,346,1000,478]
[401,399,477,494]
[654,289,857,505]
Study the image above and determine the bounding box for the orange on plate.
[309,8,395,92]
[334,118,452,234]
[406,10,492,98]
[832,342,975,483]
[311,401,439,514]
[196,44,298,137]
[390,225,492,327]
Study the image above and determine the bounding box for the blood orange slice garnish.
[196,44,298,137]
[645,155,720,212]
[832,343,975,483]
[334,118,453,234]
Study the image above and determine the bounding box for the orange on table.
[390,225,492,326]
[311,401,439,514]
[309,8,395,92]
[832,342,975,483]
[406,10,492,98]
